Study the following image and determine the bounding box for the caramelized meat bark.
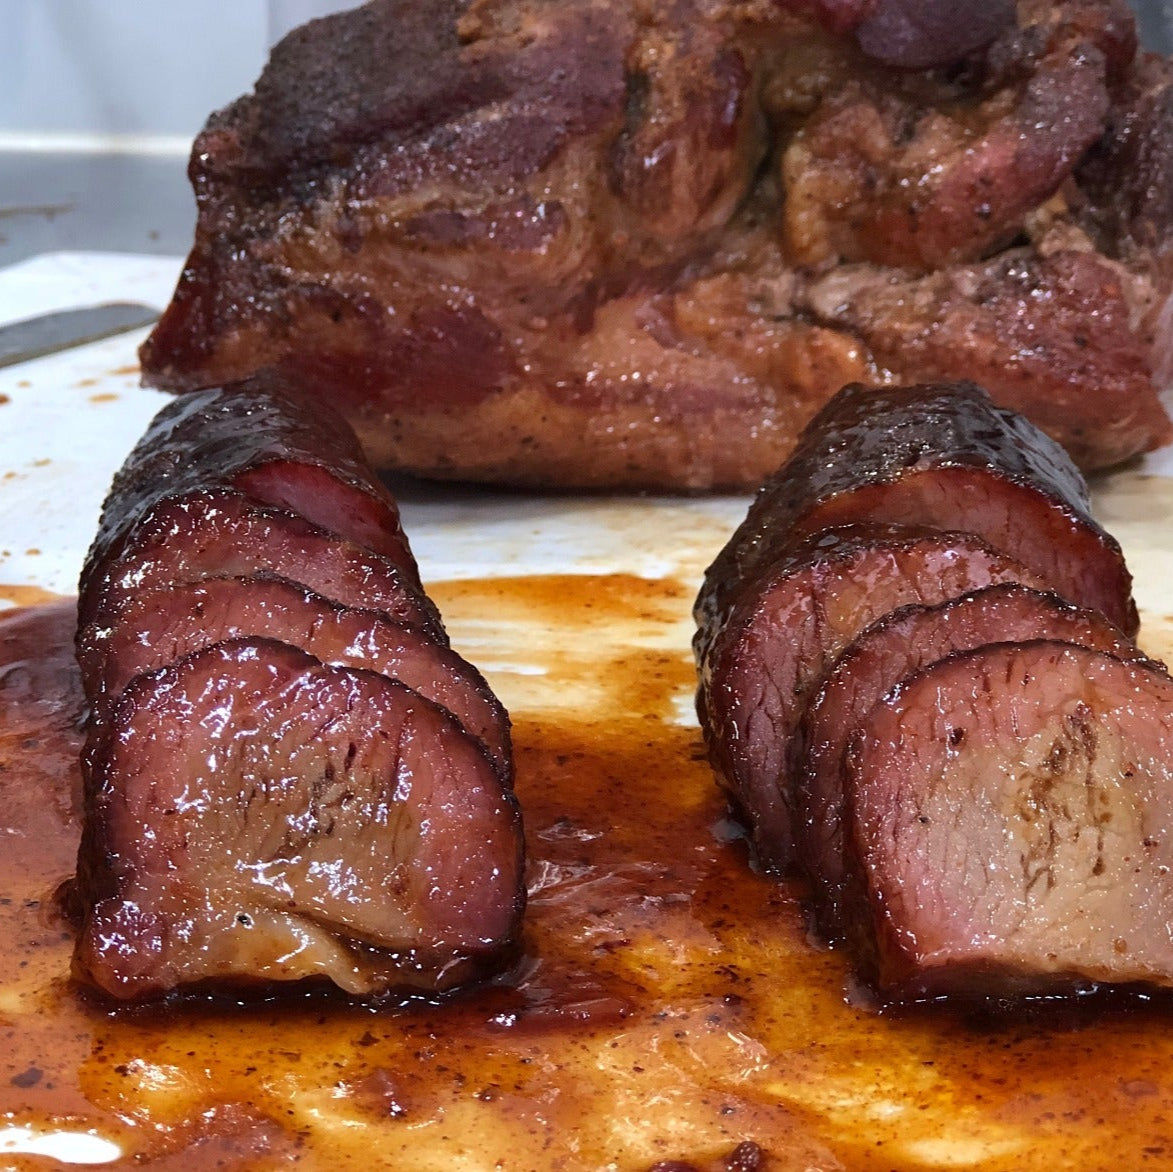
[95,575,511,778]
[74,639,523,1000]
[697,382,1138,649]
[797,584,1146,937]
[697,524,1047,871]
[138,0,1171,489]
[843,641,1173,1001]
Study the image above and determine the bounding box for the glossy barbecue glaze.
[75,638,523,999]
[96,574,511,777]
[697,383,1138,648]
[8,581,1173,1170]
[84,378,419,580]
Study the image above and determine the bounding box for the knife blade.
[0,302,161,369]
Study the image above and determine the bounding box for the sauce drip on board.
[4,577,1173,1171]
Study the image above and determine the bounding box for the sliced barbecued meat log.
[94,575,510,778]
[842,640,1173,1002]
[74,381,522,999]
[697,523,1049,871]
[695,380,1141,872]
[137,0,1172,490]
[74,639,523,1000]
[697,382,1138,649]
[797,584,1148,939]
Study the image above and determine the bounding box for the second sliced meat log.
[74,382,522,999]
[695,381,1140,872]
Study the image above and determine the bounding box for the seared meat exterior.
[797,584,1146,938]
[139,0,1172,489]
[74,639,522,999]
[697,382,1138,651]
[697,523,1047,870]
[843,641,1173,1001]
[74,382,521,998]
[695,380,1139,872]
[97,575,511,777]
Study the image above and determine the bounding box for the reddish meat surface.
[78,490,444,682]
[797,584,1147,938]
[697,524,1047,870]
[843,641,1173,1001]
[74,639,523,1000]
[139,0,1172,489]
[94,379,418,581]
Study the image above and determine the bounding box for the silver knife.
[0,302,161,369]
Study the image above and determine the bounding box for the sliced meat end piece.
[696,381,1138,648]
[77,489,446,680]
[697,524,1048,872]
[797,583,1149,939]
[843,641,1173,1002]
[73,638,524,1000]
[93,575,510,779]
[91,379,420,581]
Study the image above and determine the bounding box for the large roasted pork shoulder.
[141,0,1173,489]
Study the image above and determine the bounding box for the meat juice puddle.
[4,579,1173,1170]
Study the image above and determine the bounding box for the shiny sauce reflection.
[2,578,1173,1170]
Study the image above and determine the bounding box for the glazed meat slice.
[93,575,510,778]
[77,489,444,681]
[843,640,1173,1001]
[137,0,1172,490]
[697,382,1138,649]
[74,638,524,999]
[696,524,1048,871]
[797,584,1148,938]
[88,378,419,584]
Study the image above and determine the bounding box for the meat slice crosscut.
[842,640,1173,1002]
[74,639,523,1000]
[697,523,1048,871]
[797,584,1148,938]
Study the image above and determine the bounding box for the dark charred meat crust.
[139,0,1172,490]
[696,382,1138,653]
[842,641,1173,1002]
[797,584,1148,939]
[74,639,523,1000]
[697,522,1048,871]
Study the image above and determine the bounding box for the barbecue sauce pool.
[4,577,1173,1171]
